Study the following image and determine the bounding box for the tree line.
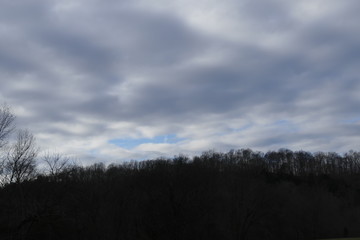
[2,104,360,239]
[0,104,74,186]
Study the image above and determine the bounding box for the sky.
[1,0,360,164]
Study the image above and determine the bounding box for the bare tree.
[3,129,38,184]
[0,103,15,149]
[42,152,73,176]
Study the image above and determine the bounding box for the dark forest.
[2,148,360,240]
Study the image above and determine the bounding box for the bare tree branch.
[3,129,38,184]
[42,152,73,176]
[0,103,16,149]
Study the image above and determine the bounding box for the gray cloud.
[0,0,360,163]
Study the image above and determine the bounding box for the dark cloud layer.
[0,0,360,162]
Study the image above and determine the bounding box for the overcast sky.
[1,0,360,164]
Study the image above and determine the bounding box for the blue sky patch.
[109,134,186,150]
[342,117,360,124]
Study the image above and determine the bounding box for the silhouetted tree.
[0,103,15,149]
[2,129,38,184]
[42,152,74,178]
